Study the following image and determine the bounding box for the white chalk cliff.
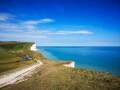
[30,44,37,51]
[64,61,75,68]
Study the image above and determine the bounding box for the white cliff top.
[30,44,37,51]
[63,61,75,68]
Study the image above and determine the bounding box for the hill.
[0,41,34,50]
[0,41,41,74]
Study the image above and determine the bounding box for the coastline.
[37,46,120,76]
[0,43,76,88]
[38,48,75,68]
[0,43,120,90]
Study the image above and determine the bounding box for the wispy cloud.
[0,13,94,41]
[48,30,93,35]
[0,32,47,39]
[0,13,15,21]
[31,30,93,35]
[40,18,54,23]
[23,18,54,25]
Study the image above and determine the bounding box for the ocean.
[37,46,120,76]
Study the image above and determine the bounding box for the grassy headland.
[0,41,120,90]
[0,41,44,74]
[0,41,34,50]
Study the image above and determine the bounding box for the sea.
[37,46,120,76]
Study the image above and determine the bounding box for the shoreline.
[37,46,120,76]
[0,43,120,90]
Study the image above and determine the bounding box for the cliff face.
[30,44,37,51]
[64,61,75,68]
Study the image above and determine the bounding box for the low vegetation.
[1,59,120,90]
[0,41,120,90]
[0,41,41,74]
[0,41,34,50]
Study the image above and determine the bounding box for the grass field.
[0,48,45,74]
[0,41,42,74]
[1,59,120,90]
[0,41,34,50]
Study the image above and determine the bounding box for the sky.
[0,0,120,46]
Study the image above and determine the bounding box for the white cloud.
[0,23,18,29]
[0,32,47,39]
[23,20,39,25]
[40,18,54,23]
[18,30,93,35]
[74,30,94,34]
[0,13,15,21]
[0,13,94,41]
[52,30,93,35]
[23,18,54,25]
[29,30,93,35]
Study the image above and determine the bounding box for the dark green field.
[0,41,34,50]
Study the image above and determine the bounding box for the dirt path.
[0,60,43,88]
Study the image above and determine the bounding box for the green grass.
[0,47,22,64]
[0,60,34,74]
[0,48,35,73]
[0,41,37,74]
[0,49,15,59]
[0,41,34,50]
[1,57,120,90]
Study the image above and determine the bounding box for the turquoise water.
[37,46,120,76]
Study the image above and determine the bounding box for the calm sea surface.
[37,46,120,76]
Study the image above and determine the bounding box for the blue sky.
[0,0,120,46]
